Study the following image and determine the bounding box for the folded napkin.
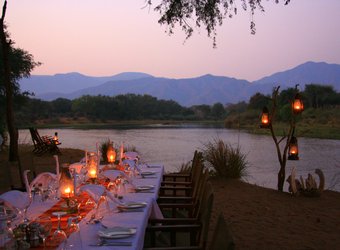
[0,190,31,210]
[101,170,126,181]
[30,172,57,189]
[69,162,83,174]
[79,184,106,203]
[124,151,139,160]
[97,226,136,239]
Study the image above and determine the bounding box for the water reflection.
[19,127,340,192]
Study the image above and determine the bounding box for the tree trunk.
[277,162,286,191]
[1,1,19,162]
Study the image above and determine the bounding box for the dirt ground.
[1,145,339,249]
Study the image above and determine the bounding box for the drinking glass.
[51,211,67,246]
[35,216,52,249]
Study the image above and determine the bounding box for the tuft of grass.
[202,138,248,179]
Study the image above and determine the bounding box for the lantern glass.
[87,152,98,179]
[288,136,299,160]
[260,107,270,128]
[292,93,304,114]
[59,165,74,198]
[106,143,116,164]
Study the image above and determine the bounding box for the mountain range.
[19,61,340,106]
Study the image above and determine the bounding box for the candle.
[23,170,31,197]
[89,169,97,178]
[54,155,60,180]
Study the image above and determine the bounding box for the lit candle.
[89,169,97,178]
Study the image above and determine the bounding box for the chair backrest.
[195,181,214,249]
[210,213,235,250]
[29,127,45,145]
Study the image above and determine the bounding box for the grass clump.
[203,139,248,179]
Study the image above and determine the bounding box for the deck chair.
[29,127,61,156]
[144,182,214,250]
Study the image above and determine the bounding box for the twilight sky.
[4,0,340,81]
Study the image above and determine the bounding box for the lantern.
[106,143,116,164]
[53,132,59,144]
[59,164,74,198]
[87,152,98,179]
[292,93,304,114]
[288,136,299,160]
[260,107,270,128]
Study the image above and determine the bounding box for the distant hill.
[19,62,340,106]
[19,72,152,95]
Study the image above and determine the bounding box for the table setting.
[0,146,164,249]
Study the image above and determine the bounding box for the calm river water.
[19,125,340,192]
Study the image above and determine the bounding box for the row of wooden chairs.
[144,151,234,250]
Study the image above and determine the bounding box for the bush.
[202,139,248,179]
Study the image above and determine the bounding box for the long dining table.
[26,163,164,250]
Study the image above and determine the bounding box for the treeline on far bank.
[13,93,227,126]
[224,84,340,139]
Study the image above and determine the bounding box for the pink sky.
[5,0,340,81]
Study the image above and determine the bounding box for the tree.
[211,102,226,119]
[1,0,40,161]
[260,85,303,191]
[150,0,291,46]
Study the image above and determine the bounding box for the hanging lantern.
[106,143,116,164]
[292,93,304,114]
[288,136,299,160]
[260,107,270,128]
[87,152,98,179]
[59,164,74,198]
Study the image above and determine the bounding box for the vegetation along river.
[19,125,340,192]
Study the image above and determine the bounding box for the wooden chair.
[159,151,204,198]
[158,169,209,218]
[144,182,214,250]
[29,127,61,156]
[209,213,235,250]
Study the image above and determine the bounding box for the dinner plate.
[117,202,147,210]
[135,185,154,191]
[141,171,156,176]
[97,226,137,239]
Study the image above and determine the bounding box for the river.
[19,125,340,192]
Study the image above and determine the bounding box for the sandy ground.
[1,146,339,249]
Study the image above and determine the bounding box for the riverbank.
[1,146,339,249]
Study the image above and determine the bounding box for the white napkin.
[101,170,126,181]
[79,184,105,202]
[29,172,57,189]
[69,162,83,174]
[124,151,139,160]
[0,190,31,210]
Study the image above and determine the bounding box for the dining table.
[25,162,164,250]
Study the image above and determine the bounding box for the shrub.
[202,139,248,179]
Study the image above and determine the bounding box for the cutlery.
[88,241,132,247]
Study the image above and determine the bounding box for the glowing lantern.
[87,152,98,179]
[59,164,74,198]
[106,143,116,164]
[53,132,59,144]
[260,107,270,128]
[292,93,304,114]
[288,136,299,160]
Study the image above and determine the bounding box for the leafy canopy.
[149,0,291,46]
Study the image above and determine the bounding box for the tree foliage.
[150,0,290,46]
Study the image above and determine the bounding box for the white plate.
[97,227,137,239]
[141,171,156,176]
[135,185,154,191]
[117,202,147,210]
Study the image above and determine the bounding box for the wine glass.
[35,216,52,249]
[51,211,67,246]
